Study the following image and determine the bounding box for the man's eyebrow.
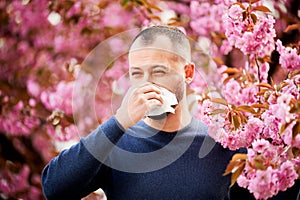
[130,65,168,70]
[151,65,168,70]
[130,67,142,70]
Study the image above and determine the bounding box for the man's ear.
[184,63,195,84]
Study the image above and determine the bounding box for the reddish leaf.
[288,70,300,79]
[292,147,300,157]
[236,105,257,114]
[250,0,261,4]
[232,153,248,161]
[284,24,300,33]
[251,103,269,109]
[210,98,228,106]
[290,101,300,114]
[230,162,245,187]
[242,11,247,21]
[148,15,161,21]
[239,112,248,124]
[292,121,300,138]
[232,114,241,130]
[213,57,224,65]
[224,160,241,176]
[263,56,272,63]
[251,13,258,24]
[256,89,268,96]
[253,5,271,12]
[141,0,162,11]
[222,67,240,74]
[210,109,227,115]
[224,153,247,176]
[223,74,241,84]
[233,2,245,9]
[256,83,274,89]
[280,121,293,134]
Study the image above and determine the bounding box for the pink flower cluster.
[0,165,41,199]
[45,123,79,142]
[0,100,40,137]
[190,1,226,37]
[237,139,298,199]
[200,98,263,150]
[223,4,276,57]
[245,57,270,82]
[223,79,259,106]
[41,81,74,116]
[200,65,300,198]
[276,40,300,71]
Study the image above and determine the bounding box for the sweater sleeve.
[41,116,125,200]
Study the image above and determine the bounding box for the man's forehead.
[130,35,173,52]
[129,48,180,57]
[128,48,184,66]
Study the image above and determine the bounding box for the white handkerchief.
[146,86,178,117]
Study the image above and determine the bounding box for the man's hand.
[115,83,163,130]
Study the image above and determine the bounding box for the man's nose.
[142,73,153,84]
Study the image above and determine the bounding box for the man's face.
[128,48,186,103]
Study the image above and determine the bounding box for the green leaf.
[253,155,266,170]
[120,0,130,6]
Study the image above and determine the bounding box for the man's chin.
[147,112,169,120]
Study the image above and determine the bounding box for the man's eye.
[153,70,166,74]
[131,72,142,76]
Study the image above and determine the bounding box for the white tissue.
[146,86,178,117]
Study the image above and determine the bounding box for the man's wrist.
[114,111,132,130]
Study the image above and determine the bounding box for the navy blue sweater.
[42,117,300,200]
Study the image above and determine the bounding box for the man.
[42,26,299,199]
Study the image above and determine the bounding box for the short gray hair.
[130,26,191,62]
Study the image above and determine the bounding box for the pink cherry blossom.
[0,101,40,137]
[248,167,276,200]
[1,0,300,199]
[269,93,295,123]
[276,40,300,71]
[223,5,276,57]
[223,79,241,104]
[282,122,300,149]
[190,1,226,37]
[41,81,74,116]
[0,165,32,197]
[277,161,298,191]
[261,110,282,144]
